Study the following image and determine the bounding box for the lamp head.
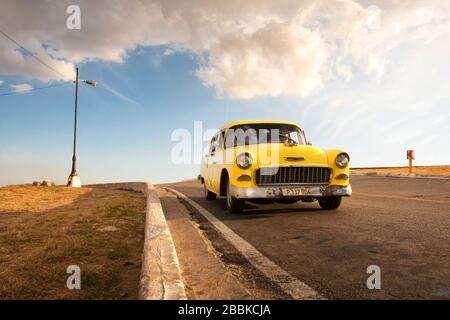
[84,80,97,87]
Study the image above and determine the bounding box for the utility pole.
[67,67,81,187]
[67,68,96,188]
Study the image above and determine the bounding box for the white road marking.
[166,187,323,300]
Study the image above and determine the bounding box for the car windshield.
[225,123,306,147]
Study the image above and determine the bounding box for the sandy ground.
[352,165,450,175]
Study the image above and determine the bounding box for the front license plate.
[281,188,306,196]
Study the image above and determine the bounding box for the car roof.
[220,120,302,130]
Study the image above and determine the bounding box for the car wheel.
[204,183,216,200]
[226,179,245,213]
[318,196,342,210]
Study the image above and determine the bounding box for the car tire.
[204,184,217,200]
[226,179,245,213]
[318,196,342,210]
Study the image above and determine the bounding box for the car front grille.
[255,166,331,185]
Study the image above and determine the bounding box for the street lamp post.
[67,67,97,188]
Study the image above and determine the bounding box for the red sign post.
[407,150,415,174]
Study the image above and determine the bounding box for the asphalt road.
[161,175,450,299]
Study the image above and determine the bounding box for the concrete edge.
[138,183,187,300]
[351,171,450,180]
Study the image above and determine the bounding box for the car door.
[212,130,225,193]
[205,134,219,193]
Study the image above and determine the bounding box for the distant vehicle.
[199,120,351,213]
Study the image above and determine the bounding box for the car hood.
[241,144,329,167]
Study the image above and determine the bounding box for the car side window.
[224,129,233,149]
[216,130,224,150]
[210,134,218,155]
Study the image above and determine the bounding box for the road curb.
[139,183,186,300]
[351,171,450,180]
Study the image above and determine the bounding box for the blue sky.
[1,0,450,186]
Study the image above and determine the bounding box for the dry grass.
[0,185,90,213]
[0,183,146,300]
[352,165,450,175]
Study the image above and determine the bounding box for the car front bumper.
[229,184,352,199]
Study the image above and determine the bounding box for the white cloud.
[196,20,327,98]
[1,0,450,98]
[0,80,4,86]
[10,83,33,93]
[163,48,175,56]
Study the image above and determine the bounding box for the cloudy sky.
[1,0,450,185]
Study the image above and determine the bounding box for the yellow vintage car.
[199,120,351,213]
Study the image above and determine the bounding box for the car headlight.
[335,153,350,169]
[236,152,253,169]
